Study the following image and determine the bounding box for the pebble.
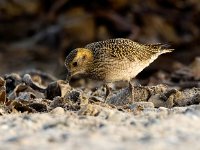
[130,102,155,110]
[50,107,65,115]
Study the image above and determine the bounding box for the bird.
[65,38,174,101]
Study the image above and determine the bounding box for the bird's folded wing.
[85,39,173,62]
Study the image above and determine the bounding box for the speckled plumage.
[65,38,174,82]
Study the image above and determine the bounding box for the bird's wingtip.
[159,43,175,53]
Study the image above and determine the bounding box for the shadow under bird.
[65,38,174,101]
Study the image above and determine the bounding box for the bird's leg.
[104,83,112,100]
[128,81,134,102]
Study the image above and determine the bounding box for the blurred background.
[0,0,200,80]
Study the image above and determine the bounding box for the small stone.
[50,107,65,115]
[0,108,5,115]
[149,93,174,108]
[130,102,155,110]
[107,111,126,122]
[78,104,100,116]
[190,57,200,79]
[50,96,65,108]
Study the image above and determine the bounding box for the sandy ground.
[1,1,200,149]
[1,105,200,150]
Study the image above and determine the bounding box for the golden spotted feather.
[85,38,174,61]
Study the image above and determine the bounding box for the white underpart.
[105,53,162,82]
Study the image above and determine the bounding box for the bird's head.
[65,48,94,80]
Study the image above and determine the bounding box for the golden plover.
[65,38,174,101]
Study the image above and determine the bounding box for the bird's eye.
[72,62,78,67]
[82,55,86,60]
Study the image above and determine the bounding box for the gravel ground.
[1,105,200,150]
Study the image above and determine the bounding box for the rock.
[78,104,100,116]
[130,102,155,110]
[46,80,71,100]
[50,107,65,115]
[28,102,48,112]
[50,96,66,108]
[0,77,6,104]
[190,57,200,80]
[106,84,168,106]
[0,108,5,115]
[148,93,174,108]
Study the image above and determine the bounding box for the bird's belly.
[105,60,148,82]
